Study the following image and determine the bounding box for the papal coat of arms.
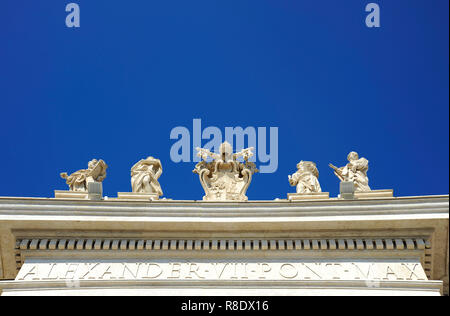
[193,142,258,201]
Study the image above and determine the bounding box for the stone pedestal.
[54,182,103,200]
[54,190,89,199]
[287,192,329,201]
[354,189,394,199]
[87,182,102,200]
[337,182,393,199]
[117,192,160,201]
[339,181,355,199]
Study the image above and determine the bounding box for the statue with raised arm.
[60,159,108,192]
[130,156,163,196]
[288,161,322,193]
[329,151,371,192]
[193,141,258,201]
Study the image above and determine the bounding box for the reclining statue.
[60,159,107,192]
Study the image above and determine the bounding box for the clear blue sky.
[0,1,448,200]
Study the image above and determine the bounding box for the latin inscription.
[16,260,427,281]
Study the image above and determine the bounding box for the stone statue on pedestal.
[329,151,371,192]
[193,142,258,201]
[288,161,322,193]
[60,159,107,192]
[130,157,163,196]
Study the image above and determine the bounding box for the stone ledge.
[0,279,443,296]
[117,192,160,201]
[354,189,394,199]
[287,192,330,201]
[54,190,89,199]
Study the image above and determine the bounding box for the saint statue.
[288,161,322,193]
[329,151,371,192]
[60,159,108,192]
[130,156,163,196]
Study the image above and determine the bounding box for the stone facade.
[0,194,448,296]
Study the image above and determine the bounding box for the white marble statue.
[288,161,322,193]
[130,157,163,196]
[193,142,258,201]
[329,151,371,192]
[60,159,108,192]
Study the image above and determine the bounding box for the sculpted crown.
[193,142,258,201]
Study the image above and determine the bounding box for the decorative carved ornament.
[193,142,258,201]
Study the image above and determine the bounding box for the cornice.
[0,195,448,219]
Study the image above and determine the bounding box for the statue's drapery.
[60,159,107,192]
[331,152,371,192]
[289,161,322,193]
[130,157,163,195]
